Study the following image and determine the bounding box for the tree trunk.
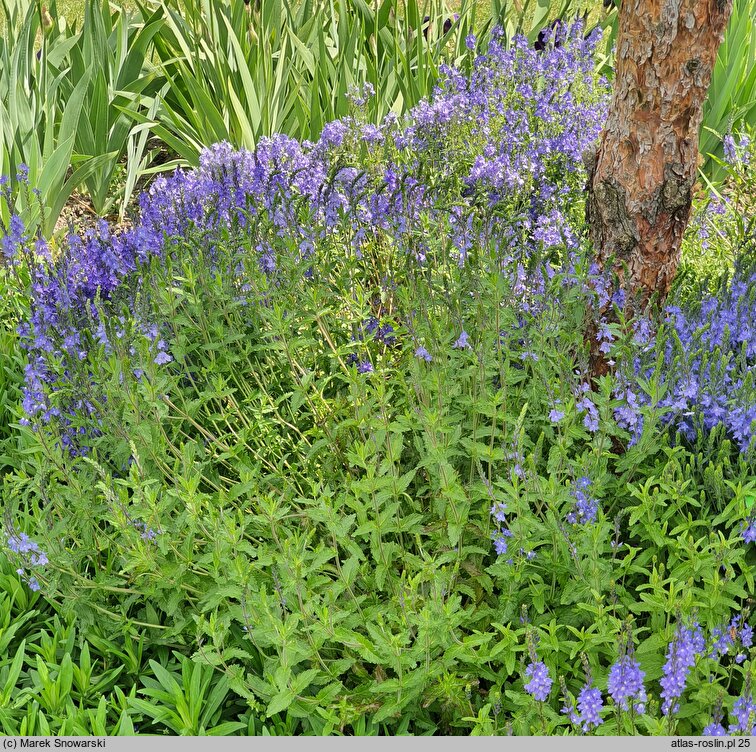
[586,0,733,377]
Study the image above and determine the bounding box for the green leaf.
[266,689,296,717]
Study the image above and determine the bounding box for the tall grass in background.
[0,0,164,233]
[1,0,614,231]
[136,0,611,165]
[700,0,756,182]
[0,0,99,235]
[64,0,168,218]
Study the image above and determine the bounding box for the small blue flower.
[492,529,513,555]
[702,722,727,736]
[741,623,753,647]
[5,528,48,592]
[453,330,470,349]
[549,408,565,423]
[414,346,432,362]
[490,502,507,523]
[728,694,756,735]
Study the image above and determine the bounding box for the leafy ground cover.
[0,18,755,737]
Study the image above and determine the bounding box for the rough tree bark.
[586,0,733,378]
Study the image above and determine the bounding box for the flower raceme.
[524,660,553,702]
[660,621,705,716]
[607,654,647,713]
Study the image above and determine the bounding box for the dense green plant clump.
[1,25,756,737]
[0,556,260,735]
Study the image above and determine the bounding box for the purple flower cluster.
[524,660,552,701]
[575,684,604,732]
[562,664,605,735]
[608,655,647,713]
[4,527,48,592]
[660,621,705,716]
[574,382,599,433]
[346,316,397,371]
[523,630,553,702]
[566,476,599,525]
[4,23,608,455]
[414,345,432,362]
[528,618,754,735]
[692,194,728,252]
[607,630,646,713]
[0,212,27,264]
[729,691,755,735]
[490,501,514,556]
[453,330,471,350]
[10,219,164,452]
[549,404,565,423]
[615,218,756,454]
[658,278,756,453]
[723,133,751,168]
[132,520,160,542]
[708,615,753,663]
[608,133,756,454]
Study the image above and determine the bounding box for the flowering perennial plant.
[656,272,756,453]
[5,23,608,458]
[616,134,756,456]
[2,13,756,738]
